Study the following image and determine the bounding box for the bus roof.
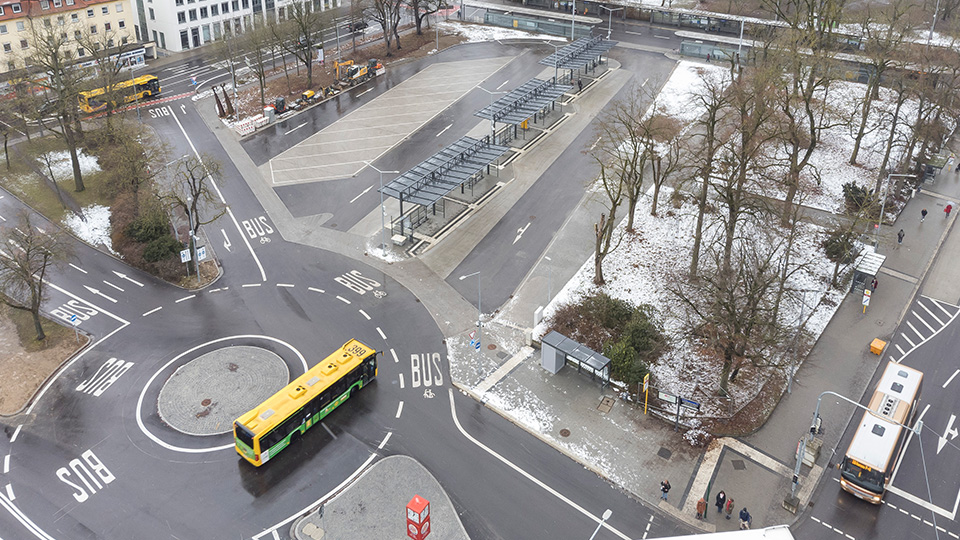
[847,413,904,470]
[868,362,922,425]
[235,339,375,435]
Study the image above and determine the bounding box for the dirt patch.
[0,304,89,416]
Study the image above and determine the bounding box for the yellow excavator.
[334,59,385,89]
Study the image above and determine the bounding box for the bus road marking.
[175,294,196,303]
[76,358,135,397]
[376,327,386,340]
[944,369,959,388]
[396,401,404,418]
[336,296,351,304]
[391,348,398,363]
[308,287,325,294]
[321,423,337,439]
[142,306,162,317]
[10,425,21,443]
[359,309,370,320]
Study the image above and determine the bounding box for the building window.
[20,39,28,49]
[53,0,61,6]
[231,0,238,11]
[159,31,165,48]
[87,8,94,17]
[57,15,64,25]
[2,43,11,53]
[104,21,111,30]
[118,19,125,28]
[74,29,81,39]
[71,13,78,21]
[200,7,207,17]
[90,24,97,33]
[221,1,228,12]
[102,6,109,14]
[121,35,128,44]
[149,7,155,19]
[176,0,183,5]
[177,11,185,23]
[40,0,50,9]
[0,7,4,16]
[77,47,85,56]
[180,29,189,49]
[107,38,114,47]
[242,0,248,8]
[189,9,197,20]
[66,0,74,5]
[115,3,123,11]
[44,18,52,27]
[16,21,25,31]
[12,4,22,14]
[0,25,6,35]
[7,61,15,71]
[210,4,217,15]
[94,42,101,50]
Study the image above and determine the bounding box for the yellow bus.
[233,339,378,466]
[78,74,161,114]
[839,361,923,503]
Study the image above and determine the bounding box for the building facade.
[132,0,340,54]
[0,0,137,74]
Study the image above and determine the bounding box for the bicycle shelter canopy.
[474,78,573,126]
[380,135,510,208]
[539,35,617,72]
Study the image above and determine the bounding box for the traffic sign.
[642,373,649,393]
[469,330,476,340]
[180,249,191,263]
[474,341,481,350]
[196,245,207,261]
[70,314,80,326]
[862,289,871,306]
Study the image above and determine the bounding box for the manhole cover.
[732,459,746,471]
[201,398,212,406]
[487,344,497,350]
[559,429,571,437]
[657,447,672,460]
[598,396,615,413]
[227,363,238,372]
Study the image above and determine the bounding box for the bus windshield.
[234,422,255,449]
[840,458,885,493]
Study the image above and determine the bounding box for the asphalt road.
[0,34,695,540]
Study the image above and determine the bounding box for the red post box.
[406,495,431,540]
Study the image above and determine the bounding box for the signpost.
[406,495,431,540]
[196,245,207,261]
[180,248,192,275]
[70,314,80,343]
[642,373,650,414]
[862,289,871,314]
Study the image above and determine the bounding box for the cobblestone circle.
[157,346,289,436]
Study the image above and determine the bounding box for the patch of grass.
[3,304,76,353]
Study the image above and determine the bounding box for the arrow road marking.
[113,271,144,287]
[436,123,453,137]
[221,228,232,252]
[84,285,117,303]
[937,414,957,454]
[180,104,187,114]
[590,136,602,150]
[514,222,531,245]
[349,185,373,204]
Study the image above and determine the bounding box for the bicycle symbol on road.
[373,290,386,299]
[423,388,435,399]
[259,236,271,244]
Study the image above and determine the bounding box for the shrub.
[126,211,170,243]
[143,235,181,262]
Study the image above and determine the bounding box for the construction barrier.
[235,117,256,136]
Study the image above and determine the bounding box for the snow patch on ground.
[40,151,101,180]
[439,21,566,43]
[63,205,116,254]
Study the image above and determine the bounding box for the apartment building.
[0,0,137,74]
[132,0,340,53]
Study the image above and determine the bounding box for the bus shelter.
[474,77,572,141]
[541,331,611,387]
[538,35,617,77]
[850,248,885,294]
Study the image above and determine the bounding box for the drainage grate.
[732,459,746,471]
[497,351,509,360]
[598,396,615,413]
[657,447,672,460]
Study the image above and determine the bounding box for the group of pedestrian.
[687,488,751,529]
[899,203,955,249]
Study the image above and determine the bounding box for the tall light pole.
[544,255,552,303]
[588,509,613,540]
[544,40,563,83]
[364,161,399,251]
[598,6,622,40]
[477,86,507,141]
[876,173,914,247]
[571,0,576,39]
[459,271,481,352]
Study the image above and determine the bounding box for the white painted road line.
[912,311,936,333]
[901,333,916,347]
[391,348,399,363]
[395,401,404,418]
[357,88,373,97]
[322,422,337,439]
[359,309,371,320]
[284,122,307,136]
[175,294,196,303]
[624,30,642,36]
[276,283,294,288]
[103,280,124,292]
[918,302,945,326]
[69,263,87,274]
[142,307,163,317]
[349,185,373,203]
[113,271,144,287]
[242,283,262,288]
[436,123,453,137]
[944,369,959,388]
[906,321,924,340]
[336,295,351,304]
[4,484,12,501]
[399,373,405,388]
[9,426,20,443]
[308,287,325,293]
[376,327,386,339]
[3,454,9,473]
[448,389,632,540]
[377,431,391,449]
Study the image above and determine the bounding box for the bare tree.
[243,22,273,107]
[76,24,137,133]
[158,155,226,235]
[589,156,625,286]
[274,0,329,87]
[643,112,685,217]
[409,0,441,35]
[0,211,74,341]
[593,85,650,233]
[366,0,402,53]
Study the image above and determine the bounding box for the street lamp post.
[571,0,576,39]
[477,86,507,141]
[459,271,481,352]
[588,509,612,540]
[544,255,552,303]
[876,173,914,247]
[364,161,400,252]
[544,40,563,83]
[130,62,142,124]
[598,6,623,40]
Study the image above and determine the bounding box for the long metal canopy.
[380,136,509,207]
[538,35,618,71]
[474,78,572,126]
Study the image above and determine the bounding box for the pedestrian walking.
[725,498,735,520]
[921,208,928,222]
[898,229,905,245]
[946,204,953,219]
[660,479,671,501]
[577,78,583,93]
[739,508,752,530]
[715,491,726,513]
[871,277,878,291]
[696,497,707,520]
[706,53,711,62]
